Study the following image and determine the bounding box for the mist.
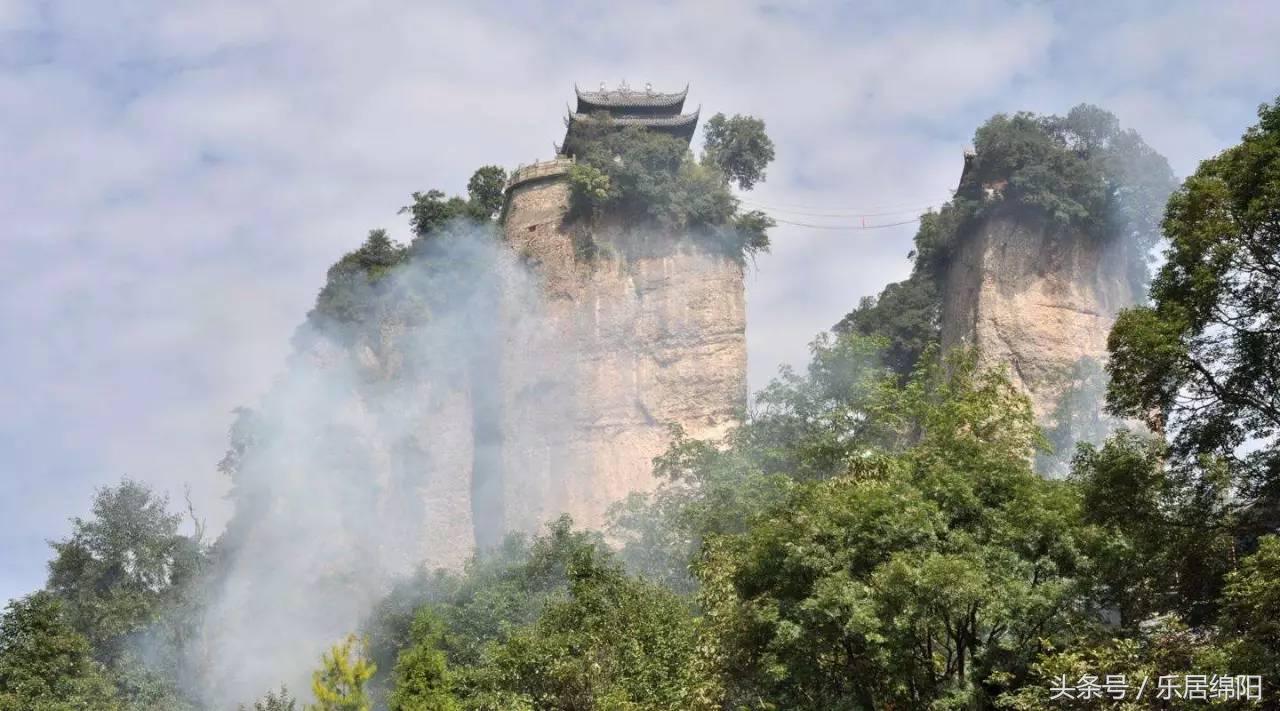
[196,224,577,707]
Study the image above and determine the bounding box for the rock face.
[499,163,748,532]
[291,317,482,571]
[940,204,1139,473]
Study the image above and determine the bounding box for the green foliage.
[686,348,1080,709]
[996,618,1237,710]
[565,116,774,264]
[567,163,610,202]
[833,271,939,378]
[968,105,1173,245]
[0,592,120,711]
[310,229,411,327]
[1072,432,1237,626]
[45,479,205,674]
[367,518,710,710]
[1107,97,1280,513]
[1219,535,1280,685]
[387,610,459,711]
[308,635,376,711]
[36,479,204,710]
[402,190,474,238]
[404,166,505,237]
[467,540,710,710]
[364,518,616,694]
[1036,357,1112,476]
[465,166,507,219]
[834,201,972,378]
[240,687,298,711]
[310,164,506,329]
[701,113,776,190]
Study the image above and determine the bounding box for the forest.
[3,97,1280,710]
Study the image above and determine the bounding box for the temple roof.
[574,84,688,113]
[560,84,699,156]
[565,109,700,130]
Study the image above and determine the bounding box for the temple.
[561,82,699,154]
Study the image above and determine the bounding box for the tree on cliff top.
[702,113,775,190]
[566,113,775,264]
[307,165,506,328]
[838,104,1173,378]
[967,105,1173,236]
[1108,97,1280,517]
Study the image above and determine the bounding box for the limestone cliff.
[500,162,747,532]
[940,203,1139,473]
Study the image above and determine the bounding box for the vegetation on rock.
[566,113,775,264]
[309,165,507,330]
[838,104,1174,378]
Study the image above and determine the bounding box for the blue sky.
[1,0,1278,604]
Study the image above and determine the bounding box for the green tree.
[387,610,459,711]
[310,229,410,326]
[0,592,120,711]
[46,479,203,664]
[833,273,939,378]
[1107,97,1280,513]
[684,349,1083,709]
[308,635,377,711]
[996,618,1236,710]
[1220,535,1280,684]
[608,334,895,593]
[701,113,776,190]
[401,190,474,238]
[240,686,298,711]
[1071,432,1236,626]
[465,166,507,219]
[401,166,504,240]
[468,538,713,710]
[565,118,774,264]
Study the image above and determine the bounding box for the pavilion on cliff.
[560,82,699,155]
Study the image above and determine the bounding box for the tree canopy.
[0,592,120,711]
[1108,98,1280,517]
[566,113,775,264]
[701,113,776,191]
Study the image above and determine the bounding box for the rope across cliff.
[738,193,952,231]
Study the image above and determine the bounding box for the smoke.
[195,224,578,707]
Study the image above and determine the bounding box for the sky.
[1,0,1278,604]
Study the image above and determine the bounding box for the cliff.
[940,203,1139,473]
[499,162,747,532]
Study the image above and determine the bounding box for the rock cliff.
[499,164,747,532]
[940,203,1139,473]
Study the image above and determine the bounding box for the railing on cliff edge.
[505,156,575,192]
